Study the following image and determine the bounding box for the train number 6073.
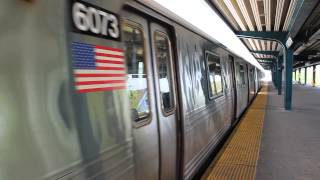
[71,1,120,40]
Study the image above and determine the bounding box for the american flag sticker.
[71,42,127,93]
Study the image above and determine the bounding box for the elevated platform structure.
[207,0,320,110]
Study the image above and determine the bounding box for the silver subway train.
[0,0,263,180]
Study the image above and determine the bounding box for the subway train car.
[0,0,263,180]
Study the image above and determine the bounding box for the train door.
[250,67,256,95]
[121,9,178,180]
[254,68,258,94]
[235,61,248,118]
[150,22,178,180]
[248,66,255,101]
[121,11,160,180]
[229,55,237,125]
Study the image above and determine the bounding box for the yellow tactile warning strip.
[201,85,268,180]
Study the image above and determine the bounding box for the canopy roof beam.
[236,31,289,44]
[251,50,280,56]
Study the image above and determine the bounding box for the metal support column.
[298,68,301,84]
[277,56,283,95]
[284,49,293,110]
[273,65,277,87]
[304,67,307,85]
[271,67,274,84]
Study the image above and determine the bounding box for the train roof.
[134,0,265,72]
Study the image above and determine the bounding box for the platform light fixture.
[272,0,285,51]
[274,0,284,31]
[236,0,261,50]
[236,0,254,30]
[223,0,257,51]
[214,2,241,30]
[263,0,271,51]
[223,0,246,30]
[250,0,264,52]
[283,0,298,31]
[263,0,271,31]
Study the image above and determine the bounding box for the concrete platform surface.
[256,84,320,180]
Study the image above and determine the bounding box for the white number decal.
[72,1,120,40]
[99,11,109,36]
[108,15,120,39]
[73,2,89,31]
[87,7,101,34]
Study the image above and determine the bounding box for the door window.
[239,64,246,86]
[123,22,150,122]
[154,31,175,114]
[250,68,254,81]
[206,52,223,98]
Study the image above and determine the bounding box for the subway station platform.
[202,83,320,180]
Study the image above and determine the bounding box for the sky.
[262,70,272,82]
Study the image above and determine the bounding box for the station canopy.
[209,0,315,70]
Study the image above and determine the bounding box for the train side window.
[250,68,254,80]
[123,22,150,122]
[206,52,223,99]
[239,64,246,85]
[154,31,175,114]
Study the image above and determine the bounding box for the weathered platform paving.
[256,84,320,180]
[202,84,320,180]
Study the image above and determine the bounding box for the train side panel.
[0,1,265,180]
[0,1,134,180]
[174,25,234,180]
